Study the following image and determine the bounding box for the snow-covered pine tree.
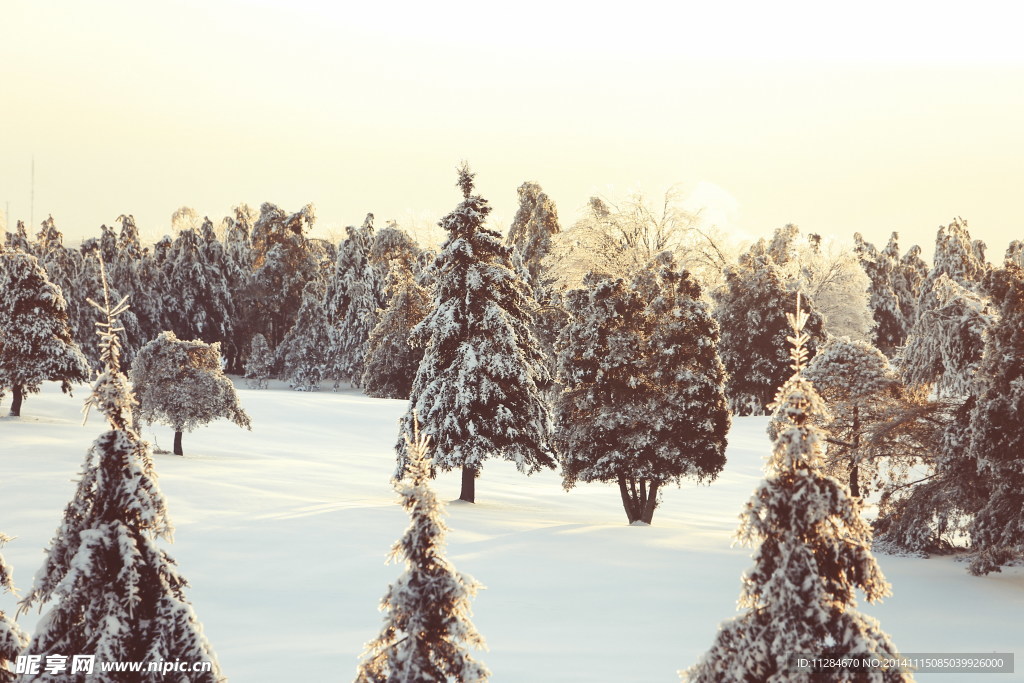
[556,256,730,524]
[0,534,28,682]
[965,263,1024,575]
[1006,240,1024,268]
[714,251,826,415]
[249,202,319,348]
[109,215,166,364]
[0,247,91,416]
[357,426,488,683]
[804,337,899,498]
[130,331,251,456]
[398,164,555,503]
[161,224,233,349]
[855,232,906,355]
[277,280,331,391]
[17,266,224,683]
[682,295,908,682]
[505,181,560,294]
[327,214,386,388]
[900,220,992,398]
[243,333,274,389]
[361,228,431,399]
[222,206,258,373]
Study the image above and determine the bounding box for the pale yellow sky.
[2,0,1023,259]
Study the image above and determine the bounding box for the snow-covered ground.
[2,381,1022,681]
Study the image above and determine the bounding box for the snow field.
[2,382,1023,681]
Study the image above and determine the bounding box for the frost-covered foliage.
[556,255,730,524]
[545,188,733,292]
[17,271,223,683]
[900,219,991,397]
[362,231,431,399]
[714,252,826,415]
[0,247,90,416]
[1006,240,1024,268]
[277,281,331,391]
[505,181,560,294]
[751,225,873,340]
[398,165,555,503]
[130,332,250,455]
[804,337,899,498]
[328,215,387,387]
[965,264,1024,575]
[248,202,320,348]
[243,333,274,389]
[0,534,28,682]
[900,275,992,397]
[683,299,907,682]
[161,222,233,350]
[356,429,489,683]
[854,232,925,355]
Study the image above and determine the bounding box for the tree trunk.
[9,384,24,417]
[618,476,640,523]
[640,480,661,524]
[459,464,477,503]
[850,404,861,498]
[173,430,184,456]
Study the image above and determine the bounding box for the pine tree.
[398,164,555,503]
[804,337,899,498]
[682,296,908,682]
[556,256,730,524]
[277,281,331,392]
[965,263,1024,574]
[16,266,224,683]
[361,257,431,400]
[855,232,906,355]
[356,428,489,683]
[326,215,386,388]
[0,247,91,416]
[243,333,274,389]
[714,252,826,415]
[0,534,28,682]
[130,332,251,456]
[505,181,560,294]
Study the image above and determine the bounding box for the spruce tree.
[356,428,489,682]
[277,281,331,392]
[360,224,429,398]
[683,296,908,682]
[130,332,251,456]
[243,333,274,389]
[556,256,730,524]
[0,534,28,682]
[0,247,91,416]
[398,164,554,503]
[505,181,560,294]
[714,252,825,415]
[17,268,223,683]
[965,263,1024,574]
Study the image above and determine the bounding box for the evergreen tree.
[0,534,28,682]
[682,297,908,682]
[855,232,907,355]
[803,337,900,498]
[161,225,232,349]
[714,252,826,415]
[222,206,258,374]
[243,333,274,389]
[16,270,224,683]
[277,281,331,391]
[556,256,730,524]
[0,247,90,416]
[325,214,386,387]
[398,165,555,503]
[505,181,560,293]
[361,231,431,399]
[130,332,251,456]
[357,428,489,682]
[901,219,991,397]
[965,263,1024,574]
[249,202,319,347]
